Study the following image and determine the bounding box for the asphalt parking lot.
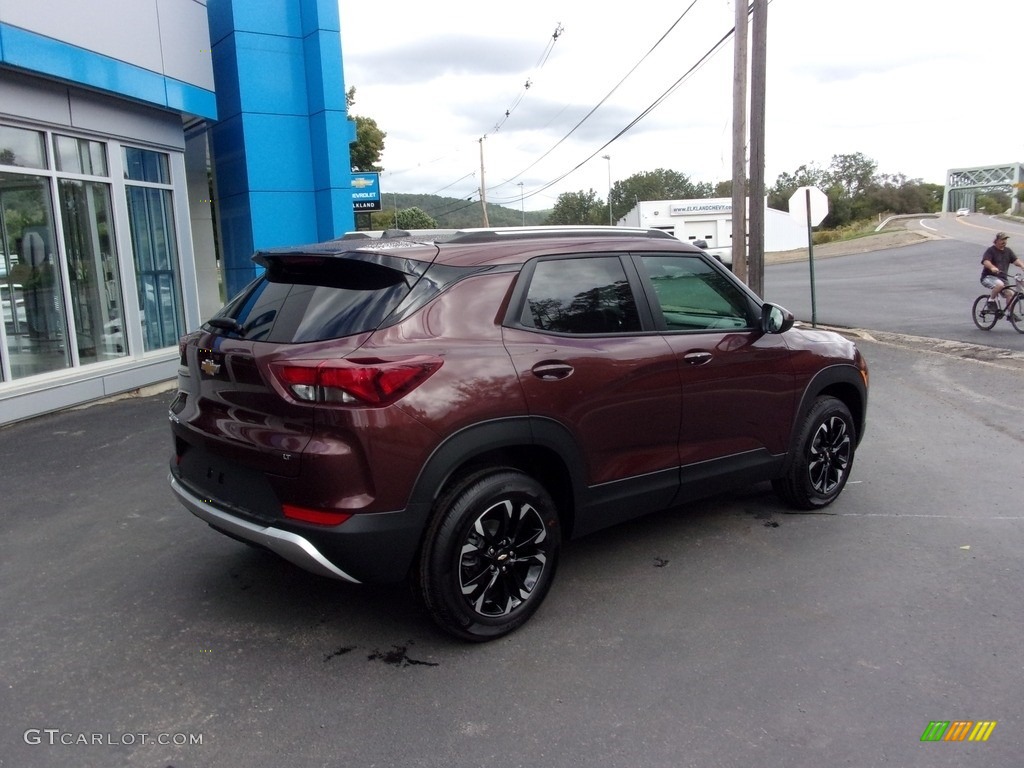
[1,331,1022,767]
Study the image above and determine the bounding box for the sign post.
[787,186,829,327]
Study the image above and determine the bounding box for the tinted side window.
[520,256,641,334]
[639,255,750,331]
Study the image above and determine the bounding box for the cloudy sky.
[338,0,1024,212]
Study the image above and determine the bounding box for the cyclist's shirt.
[980,245,1018,281]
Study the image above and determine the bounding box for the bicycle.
[972,272,1024,333]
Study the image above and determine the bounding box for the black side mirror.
[761,303,794,334]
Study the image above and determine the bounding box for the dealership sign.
[669,198,732,216]
[351,172,381,211]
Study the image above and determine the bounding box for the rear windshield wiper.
[207,317,246,336]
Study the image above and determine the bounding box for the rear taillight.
[270,357,442,406]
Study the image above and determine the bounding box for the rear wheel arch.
[408,418,584,540]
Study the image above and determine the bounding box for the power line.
[493,12,739,206]
[488,1,702,198]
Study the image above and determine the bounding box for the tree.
[713,180,733,198]
[826,152,877,198]
[396,207,437,229]
[346,87,386,172]
[976,192,1010,214]
[547,189,604,225]
[767,163,827,210]
[609,169,713,220]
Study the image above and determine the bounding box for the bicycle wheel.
[1009,298,1024,333]
[972,295,998,330]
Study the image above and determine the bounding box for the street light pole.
[602,155,612,225]
[518,182,525,225]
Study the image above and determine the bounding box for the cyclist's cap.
[995,232,1009,241]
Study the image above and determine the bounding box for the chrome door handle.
[683,352,713,365]
[531,361,574,380]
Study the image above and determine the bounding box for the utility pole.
[518,182,525,225]
[748,0,768,297]
[479,137,490,227]
[731,0,748,284]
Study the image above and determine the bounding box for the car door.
[501,254,682,533]
[633,253,798,479]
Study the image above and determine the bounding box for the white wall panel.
[157,0,215,90]
[1,0,164,72]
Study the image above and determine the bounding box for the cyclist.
[980,232,1024,312]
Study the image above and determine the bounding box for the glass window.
[0,125,48,170]
[58,179,125,363]
[639,255,751,331]
[125,184,183,351]
[218,257,414,343]
[0,171,70,379]
[521,256,641,334]
[123,147,169,183]
[53,135,108,176]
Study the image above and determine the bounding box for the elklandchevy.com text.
[24,728,203,747]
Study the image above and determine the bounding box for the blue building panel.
[209,115,249,198]
[308,110,355,191]
[315,187,354,239]
[249,190,318,246]
[302,30,346,114]
[164,77,218,119]
[242,113,314,192]
[300,0,340,36]
[234,31,308,115]
[207,0,303,42]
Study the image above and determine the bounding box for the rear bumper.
[170,476,362,583]
[169,474,432,584]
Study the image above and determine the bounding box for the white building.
[618,197,809,260]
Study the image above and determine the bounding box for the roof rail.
[443,226,676,244]
[331,225,675,245]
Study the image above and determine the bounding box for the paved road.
[764,233,1024,353]
[1,334,1022,767]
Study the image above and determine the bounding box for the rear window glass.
[217,258,413,343]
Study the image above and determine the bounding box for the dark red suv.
[169,226,868,641]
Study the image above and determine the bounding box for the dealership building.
[0,0,356,425]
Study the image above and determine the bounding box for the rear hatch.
[170,242,441,503]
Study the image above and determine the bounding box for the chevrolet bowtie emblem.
[351,177,376,189]
[200,358,221,376]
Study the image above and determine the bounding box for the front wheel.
[773,396,856,510]
[418,469,561,642]
[972,295,998,330]
[1009,299,1024,333]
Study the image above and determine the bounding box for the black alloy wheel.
[419,468,560,642]
[773,396,856,509]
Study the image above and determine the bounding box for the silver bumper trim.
[169,476,361,584]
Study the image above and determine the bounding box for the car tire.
[772,396,856,510]
[418,468,560,642]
